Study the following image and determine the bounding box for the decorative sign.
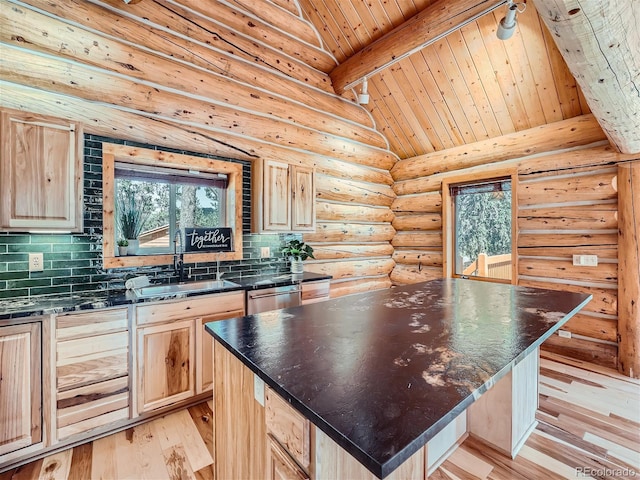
[184,227,233,252]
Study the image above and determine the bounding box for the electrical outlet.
[558,330,572,339]
[260,246,270,258]
[254,374,265,406]
[29,253,44,272]
[572,254,598,267]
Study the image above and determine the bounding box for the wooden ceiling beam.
[329,0,505,95]
[532,0,640,154]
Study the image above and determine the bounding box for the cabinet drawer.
[301,280,330,305]
[267,434,310,480]
[265,388,310,470]
[57,376,129,437]
[56,308,128,341]
[136,291,244,325]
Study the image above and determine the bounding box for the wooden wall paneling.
[304,258,395,280]
[316,201,394,223]
[269,0,300,16]
[392,250,443,269]
[299,0,355,61]
[233,0,322,48]
[518,258,617,284]
[409,50,463,149]
[303,223,395,243]
[517,206,618,231]
[391,232,442,248]
[393,176,442,196]
[617,161,640,378]
[102,0,331,91]
[392,192,442,213]
[475,12,531,132]
[309,243,394,260]
[518,233,618,248]
[391,115,607,181]
[518,170,618,206]
[563,313,618,343]
[1,0,372,128]
[427,40,480,144]
[329,275,392,297]
[376,66,436,155]
[541,335,617,370]
[390,264,442,285]
[315,175,396,207]
[176,0,334,70]
[400,55,449,152]
[539,13,585,119]
[517,279,617,317]
[392,213,442,231]
[366,80,415,159]
[0,47,391,163]
[446,29,503,139]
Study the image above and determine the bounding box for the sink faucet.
[173,230,185,282]
[216,257,224,281]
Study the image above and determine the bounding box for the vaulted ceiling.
[298,0,591,159]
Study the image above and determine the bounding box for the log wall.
[0,0,398,298]
[391,114,640,369]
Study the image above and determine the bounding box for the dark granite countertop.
[0,272,331,320]
[205,278,591,479]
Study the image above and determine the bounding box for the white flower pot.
[118,246,128,256]
[290,258,304,274]
[127,239,139,255]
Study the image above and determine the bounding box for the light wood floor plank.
[6,355,639,480]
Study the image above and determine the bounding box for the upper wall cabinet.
[0,109,83,232]
[252,159,315,233]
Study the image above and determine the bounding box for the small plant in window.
[117,238,128,256]
[117,239,129,247]
[119,198,147,240]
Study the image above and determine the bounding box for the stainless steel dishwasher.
[246,284,301,314]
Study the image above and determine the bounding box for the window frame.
[102,143,243,268]
[114,163,228,255]
[442,168,518,285]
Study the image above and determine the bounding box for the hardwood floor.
[2,353,638,479]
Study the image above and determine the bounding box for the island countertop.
[205,278,591,478]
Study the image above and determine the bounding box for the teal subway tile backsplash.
[0,134,298,300]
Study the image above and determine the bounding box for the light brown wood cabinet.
[252,159,315,232]
[0,109,83,232]
[267,435,310,480]
[137,319,196,413]
[0,322,42,458]
[54,308,130,440]
[135,291,245,413]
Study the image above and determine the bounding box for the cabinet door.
[0,110,82,231]
[263,160,291,231]
[267,436,309,480]
[196,309,244,394]
[291,166,315,232]
[137,320,195,413]
[0,323,42,456]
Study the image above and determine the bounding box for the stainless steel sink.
[133,279,241,298]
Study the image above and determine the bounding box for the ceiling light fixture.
[357,77,370,105]
[496,1,526,40]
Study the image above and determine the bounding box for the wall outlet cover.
[260,246,270,258]
[29,253,44,272]
[254,374,265,406]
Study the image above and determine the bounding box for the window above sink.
[102,144,244,268]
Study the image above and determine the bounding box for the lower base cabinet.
[267,435,310,480]
[0,322,42,460]
[137,319,196,413]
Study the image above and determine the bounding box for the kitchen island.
[205,279,591,479]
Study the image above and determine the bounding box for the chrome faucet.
[173,230,186,282]
[216,257,224,281]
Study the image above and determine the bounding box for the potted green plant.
[118,196,147,255]
[117,238,129,256]
[282,239,314,274]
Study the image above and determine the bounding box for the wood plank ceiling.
[298,0,591,159]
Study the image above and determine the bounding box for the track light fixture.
[357,77,370,105]
[496,1,526,40]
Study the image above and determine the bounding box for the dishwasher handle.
[249,289,301,300]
